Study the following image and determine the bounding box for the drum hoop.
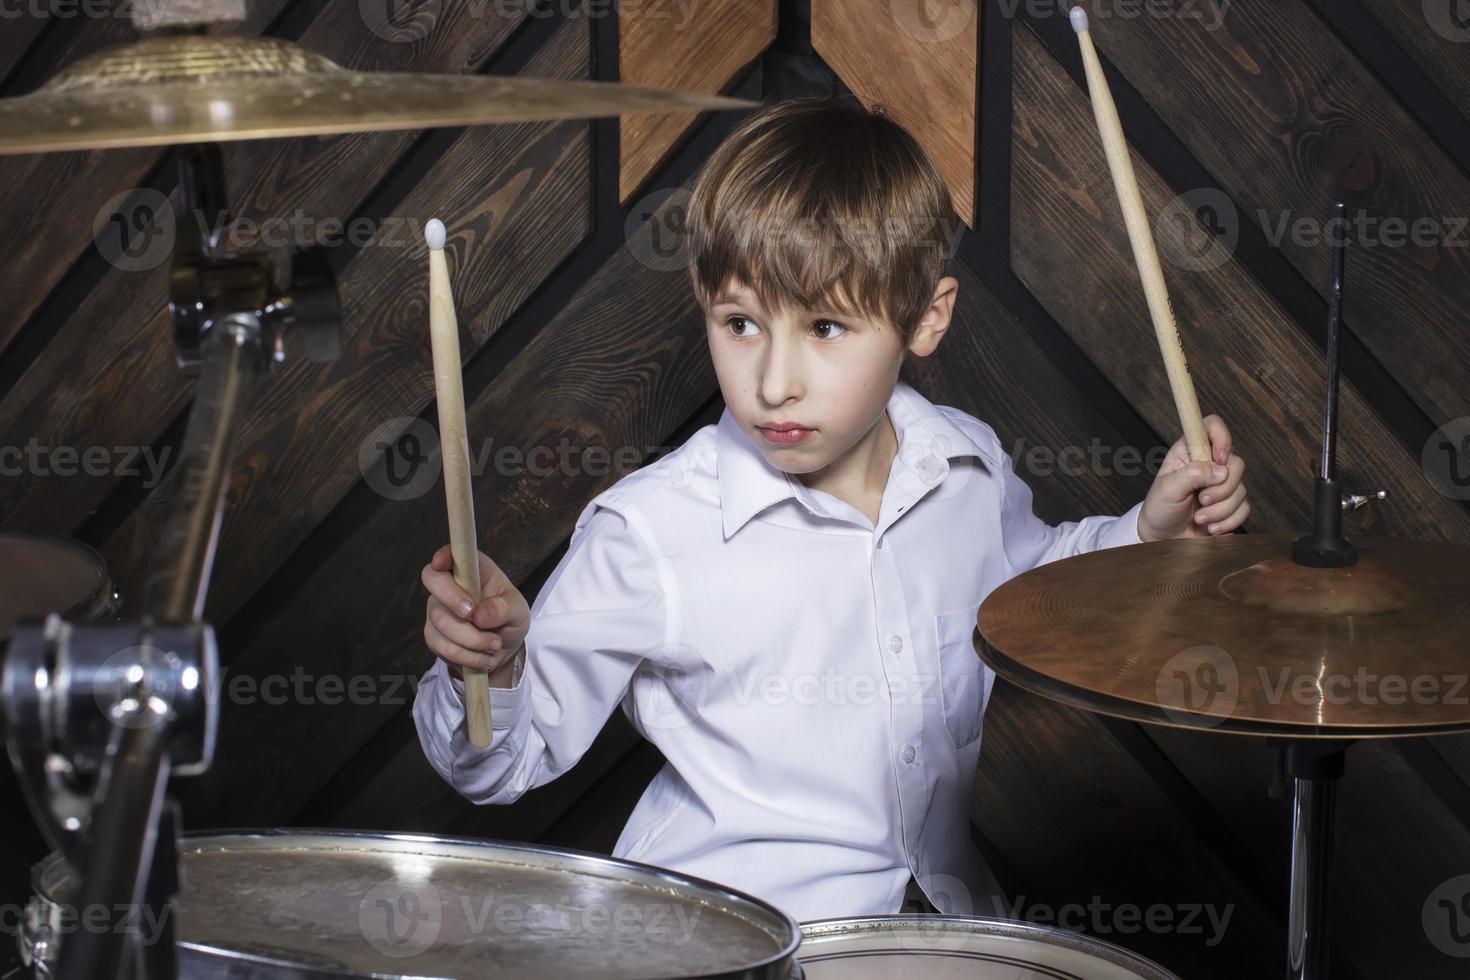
[35,827,804,980]
[796,914,1179,980]
[1,529,117,624]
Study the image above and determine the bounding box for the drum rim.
[0,528,115,625]
[796,913,1179,980]
[35,827,804,979]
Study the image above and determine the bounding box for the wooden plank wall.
[1,1,1467,977]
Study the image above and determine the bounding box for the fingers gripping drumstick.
[1071,6,1211,463]
[426,218,493,748]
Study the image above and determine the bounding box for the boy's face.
[705,276,956,477]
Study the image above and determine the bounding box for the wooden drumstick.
[1071,6,1211,463]
[426,218,492,748]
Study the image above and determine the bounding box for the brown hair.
[685,95,959,344]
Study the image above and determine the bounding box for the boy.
[412,96,1249,922]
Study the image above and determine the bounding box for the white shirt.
[412,379,1143,922]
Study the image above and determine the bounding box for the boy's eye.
[726,315,758,337]
[813,319,847,340]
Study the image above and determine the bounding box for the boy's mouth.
[757,422,815,446]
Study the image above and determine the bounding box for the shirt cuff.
[439,653,529,732]
[1097,500,1146,550]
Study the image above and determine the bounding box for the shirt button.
[901,744,917,764]
[887,634,903,654]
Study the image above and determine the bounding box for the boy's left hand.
[1138,414,1249,542]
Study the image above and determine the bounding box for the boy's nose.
[759,353,804,407]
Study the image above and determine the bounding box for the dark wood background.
[2,1,1468,976]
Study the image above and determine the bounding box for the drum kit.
[0,2,1460,979]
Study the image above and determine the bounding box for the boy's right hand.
[421,545,530,683]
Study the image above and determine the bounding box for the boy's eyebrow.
[710,287,754,307]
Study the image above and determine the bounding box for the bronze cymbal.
[976,533,1470,738]
[0,34,756,156]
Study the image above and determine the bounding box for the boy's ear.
[907,275,959,357]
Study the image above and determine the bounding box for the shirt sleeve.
[996,447,1144,578]
[411,501,667,805]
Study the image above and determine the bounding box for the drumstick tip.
[1069,5,1089,32]
[425,218,447,251]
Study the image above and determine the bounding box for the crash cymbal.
[0,34,755,156]
[976,533,1470,738]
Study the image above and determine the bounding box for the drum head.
[797,915,1178,979]
[0,531,112,642]
[40,830,800,979]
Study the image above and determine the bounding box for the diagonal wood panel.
[1012,24,1470,545]
[618,0,774,204]
[1357,0,1470,120]
[1074,0,1470,474]
[811,0,979,226]
[98,24,593,630]
[1011,22,1470,975]
[174,189,719,829]
[0,14,50,91]
[0,2,530,535]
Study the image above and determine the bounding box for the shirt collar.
[714,379,1001,540]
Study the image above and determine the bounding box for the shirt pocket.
[933,605,994,748]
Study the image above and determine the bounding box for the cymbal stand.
[1,139,340,980]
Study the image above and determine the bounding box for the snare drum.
[23,829,802,978]
[796,915,1179,979]
[0,530,120,644]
